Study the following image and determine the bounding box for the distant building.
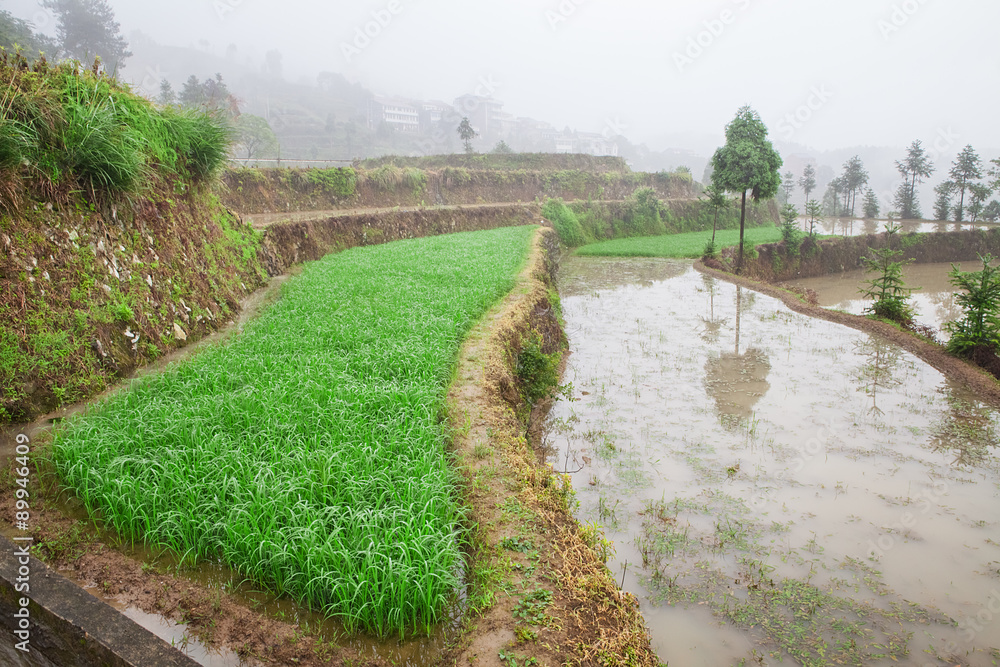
[368,96,420,133]
[419,100,454,133]
[453,95,505,141]
[553,129,619,157]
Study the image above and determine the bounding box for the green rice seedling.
[576,226,785,258]
[52,225,537,638]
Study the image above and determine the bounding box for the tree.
[157,79,175,106]
[457,117,478,154]
[710,106,783,272]
[42,0,131,71]
[235,114,279,162]
[824,176,845,216]
[894,140,934,220]
[781,170,795,203]
[798,164,817,204]
[0,10,56,56]
[944,255,1000,356]
[933,181,955,221]
[969,183,992,223]
[491,140,514,155]
[859,244,915,325]
[780,204,802,255]
[983,201,1000,223]
[989,159,1000,193]
[703,180,730,248]
[863,187,880,219]
[950,145,984,223]
[179,75,205,107]
[805,200,822,236]
[841,155,869,217]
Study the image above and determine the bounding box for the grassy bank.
[577,226,784,258]
[51,225,537,637]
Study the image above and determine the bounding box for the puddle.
[798,217,999,237]
[787,261,986,338]
[546,256,1000,666]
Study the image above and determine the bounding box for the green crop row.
[52,225,537,637]
[576,226,785,258]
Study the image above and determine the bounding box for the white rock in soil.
[173,323,188,341]
[146,275,153,288]
[102,284,112,294]
[132,254,140,265]
[42,271,50,281]
[97,240,105,253]
[68,230,78,241]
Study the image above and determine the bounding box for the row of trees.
[782,143,1000,224]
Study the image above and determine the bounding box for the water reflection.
[852,337,904,419]
[547,257,1000,666]
[704,287,772,427]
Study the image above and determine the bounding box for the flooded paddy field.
[546,257,1000,666]
[798,218,999,238]
[787,261,984,339]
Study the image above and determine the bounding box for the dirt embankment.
[2,188,548,424]
[257,203,541,277]
[0,184,269,424]
[218,167,697,215]
[358,153,632,173]
[445,227,659,666]
[723,228,1000,282]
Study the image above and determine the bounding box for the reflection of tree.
[699,274,727,344]
[704,286,772,427]
[863,220,879,236]
[852,336,904,418]
[928,380,999,466]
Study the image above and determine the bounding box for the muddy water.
[787,261,984,338]
[798,217,999,237]
[546,257,1000,666]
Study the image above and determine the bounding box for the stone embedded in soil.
[173,323,188,341]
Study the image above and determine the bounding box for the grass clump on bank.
[0,53,231,206]
[51,225,537,638]
[576,226,784,258]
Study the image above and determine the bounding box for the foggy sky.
[8,0,999,157]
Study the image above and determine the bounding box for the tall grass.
[52,226,537,637]
[577,226,784,258]
[0,55,233,199]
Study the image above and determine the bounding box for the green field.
[52,226,537,637]
[576,226,783,258]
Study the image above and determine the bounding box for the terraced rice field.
[51,225,537,638]
[576,226,783,258]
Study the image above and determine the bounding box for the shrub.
[945,254,1000,356]
[305,167,357,199]
[542,198,586,247]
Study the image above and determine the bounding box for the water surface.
[547,257,1000,666]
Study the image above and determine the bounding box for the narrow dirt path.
[443,227,659,666]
